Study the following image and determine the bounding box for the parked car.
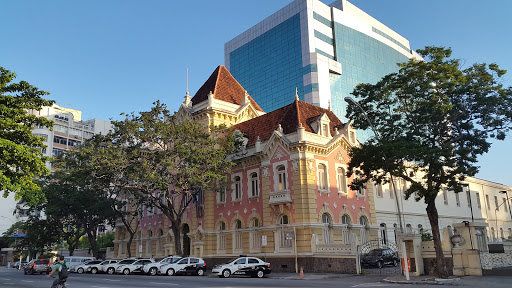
[13,261,28,269]
[211,256,271,278]
[360,248,399,268]
[23,259,51,275]
[159,257,206,276]
[104,258,138,275]
[143,256,182,276]
[115,258,154,275]
[70,260,103,273]
[87,259,118,274]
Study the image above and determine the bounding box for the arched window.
[341,214,351,225]
[500,228,504,239]
[380,223,387,244]
[337,167,347,194]
[318,163,327,191]
[359,216,368,226]
[277,165,287,191]
[490,227,495,241]
[148,230,153,237]
[234,176,241,201]
[250,172,259,198]
[322,213,332,244]
[218,221,226,251]
[234,219,242,250]
[278,215,292,248]
[359,216,369,243]
[250,218,261,249]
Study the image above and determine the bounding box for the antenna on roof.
[295,87,299,102]
[187,68,189,94]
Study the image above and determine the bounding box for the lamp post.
[344,97,409,280]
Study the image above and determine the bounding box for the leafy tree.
[0,67,54,205]
[346,46,512,277]
[16,216,61,258]
[107,101,238,255]
[1,221,25,247]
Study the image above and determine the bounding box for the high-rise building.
[225,0,421,138]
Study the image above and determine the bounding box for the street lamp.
[344,96,409,280]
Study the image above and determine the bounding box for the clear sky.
[2,0,511,186]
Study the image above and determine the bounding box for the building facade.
[225,0,421,136]
[114,66,379,273]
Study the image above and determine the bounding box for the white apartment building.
[0,104,112,234]
[373,176,512,244]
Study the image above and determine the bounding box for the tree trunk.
[86,230,98,259]
[171,222,182,256]
[426,201,449,278]
[127,231,136,258]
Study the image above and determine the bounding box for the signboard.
[12,234,27,238]
[261,235,267,246]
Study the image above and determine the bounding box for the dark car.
[360,248,399,268]
[24,259,51,275]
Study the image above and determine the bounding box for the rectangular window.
[495,196,499,211]
[485,195,490,210]
[476,192,481,209]
[218,189,226,203]
[456,192,460,207]
[443,190,448,205]
[466,191,471,208]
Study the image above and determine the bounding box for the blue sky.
[2,0,511,186]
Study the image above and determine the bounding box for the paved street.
[1,267,512,288]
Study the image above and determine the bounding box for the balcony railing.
[269,190,292,205]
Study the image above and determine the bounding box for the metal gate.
[357,239,402,275]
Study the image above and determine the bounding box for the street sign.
[12,234,27,238]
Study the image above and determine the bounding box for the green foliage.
[1,221,25,247]
[78,232,114,249]
[345,46,512,277]
[422,232,433,242]
[0,67,54,205]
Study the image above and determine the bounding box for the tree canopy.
[345,46,512,277]
[0,66,54,205]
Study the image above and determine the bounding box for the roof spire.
[295,87,299,102]
[242,90,250,106]
[184,68,191,106]
[328,100,331,111]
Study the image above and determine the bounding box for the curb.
[383,277,460,285]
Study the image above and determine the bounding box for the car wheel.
[149,267,158,276]
[123,268,130,275]
[77,268,84,274]
[256,270,264,278]
[107,267,115,275]
[197,269,204,276]
[29,269,34,275]
[24,270,27,275]
[91,268,98,274]
[167,268,175,276]
[222,269,231,278]
[377,261,383,269]
[393,259,398,267]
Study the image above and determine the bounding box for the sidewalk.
[269,272,357,280]
[383,275,461,285]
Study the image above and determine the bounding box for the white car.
[142,256,182,276]
[70,260,102,273]
[159,257,206,276]
[87,259,118,274]
[116,258,154,275]
[211,256,271,278]
[104,258,138,275]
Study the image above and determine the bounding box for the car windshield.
[368,250,382,256]
[119,260,136,264]
[227,258,240,264]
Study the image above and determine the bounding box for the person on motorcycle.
[49,256,69,288]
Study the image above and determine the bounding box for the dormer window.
[314,113,331,137]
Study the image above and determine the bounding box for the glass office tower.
[225,0,421,139]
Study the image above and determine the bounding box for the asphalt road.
[1,267,512,288]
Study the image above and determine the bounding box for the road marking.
[150,283,178,285]
[0,278,11,280]
[102,279,121,281]
[91,286,111,288]
[352,283,394,287]
[21,280,34,282]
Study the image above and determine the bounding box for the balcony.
[269,190,292,205]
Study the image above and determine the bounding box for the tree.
[17,216,61,258]
[345,46,512,277]
[0,67,54,205]
[107,101,238,255]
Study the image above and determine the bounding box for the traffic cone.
[299,266,304,279]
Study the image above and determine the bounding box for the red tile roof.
[191,65,264,112]
[232,99,345,147]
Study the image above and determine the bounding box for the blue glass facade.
[331,23,410,124]
[229,14,304,112]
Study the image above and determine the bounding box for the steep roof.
[191,65,264,112]
[232,99,345,147]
